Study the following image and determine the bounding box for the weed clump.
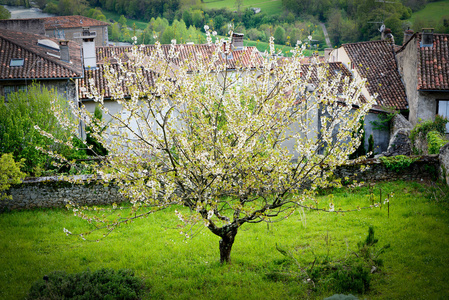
[269,227,389,295]
[27,268,144,299]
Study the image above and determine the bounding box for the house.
[0,29,83,103]
[329,40,408,112]
[328,39,409,152]
[41,15,109,47]
[78,37,263,119]
[396,29,449,132]
[0,15,109,47]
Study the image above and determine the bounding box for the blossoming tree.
[41,30,374,264]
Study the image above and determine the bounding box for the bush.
[410,115,448,154]
[379,155,418,172]
[0,153,25,200]
[426,131,448,154]
[271,227,388,295]
[0,84,86,176]
[27,268,144,299]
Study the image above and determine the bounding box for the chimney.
[421,28,434,47]
[231,33,244,50]
[382,28,394,45]
[324,48,333,62]
[59,40,70,62]
[403,29,414,45]
[81,28,96,69]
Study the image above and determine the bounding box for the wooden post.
[379,188,382,210]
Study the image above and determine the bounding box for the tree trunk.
[219,227,238,264]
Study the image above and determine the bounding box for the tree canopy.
[43,31,374,263]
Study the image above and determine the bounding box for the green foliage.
[272,227,389,295]
[86,7,107,21]
[357,226,390,267]
[85,106,108,156]
[0,84,86,176]
[368,134,375,158]
[427,130,448,154]
[324,294,358,300]
[0,5,11,19]
[410,115,448,154]
[0,0,30,7]
[27,268,144,299]
[379,155,418,172]
[370,106,399,131]
[349,118,366,159]
[0,153,25,200]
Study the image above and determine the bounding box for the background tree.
[46,32,374,264]
[0,5,11,19]
[0,84,85,176]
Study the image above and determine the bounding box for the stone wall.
[0,176,125,211]
[1,156,441,211]
[0,19,45,35]
[334,155,439,183]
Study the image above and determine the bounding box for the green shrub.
[349,119,366,159]
[379,155,418,172]
[368,134,375,158]
[410,115,448,154]
[0,153,25,200]
[0,84,86,175]
[27,268,144,299]
[426,131,448,154]
[271,227,388,295]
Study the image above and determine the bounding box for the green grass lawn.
[409,0,449,25]
[202,0,283,15]
[1,180,449,299]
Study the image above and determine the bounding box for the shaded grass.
[1,180,449,299]
[408,0,449,25]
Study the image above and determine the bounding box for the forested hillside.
[1,0,448,47]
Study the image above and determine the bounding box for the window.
[2,85,26,103]
[10,58,24,67]
[437,100,449,132]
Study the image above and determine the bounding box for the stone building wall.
[0,156,441,211]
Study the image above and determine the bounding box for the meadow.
[203,0,283,16]
[1,180,448,299]
[409,0,449,25]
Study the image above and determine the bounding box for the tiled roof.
[416,33,449,90]
[79,64,155,100]
[96,44,262,70]
[0,29,83,80]
[300,62,368,106]
[342,40,408,110]
[41,15,109,30]
[80,44,262,100]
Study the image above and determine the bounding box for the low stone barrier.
[0,175,125,211]
[0,155,441,211]
[335,155,439,183]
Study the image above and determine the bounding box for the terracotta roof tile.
[80,44,262,100]
[342,40,408,110]
[95,44,262,70]
[415,33,449,90]
[0,29,83,80]
[41,15,109,30]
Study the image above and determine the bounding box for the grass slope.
[1,181,448,299]
[409,0,449,25]
[202,0,283,15]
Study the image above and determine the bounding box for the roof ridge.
[343,40,389,47]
